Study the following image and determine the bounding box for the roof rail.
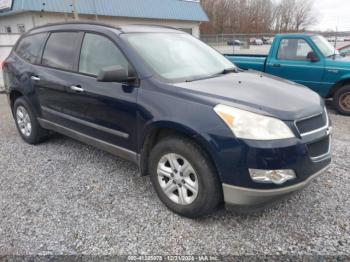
[28,21,121,33]
[126,24,179,30]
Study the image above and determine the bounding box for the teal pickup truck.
[225,34,350,115]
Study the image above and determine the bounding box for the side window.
[15,33,46,64]
[17,24,26,33]
[79,33,129,76]
[42,32,80,70]
[5,26,11,33]
[179,28,193,35]
[277,39,313,61]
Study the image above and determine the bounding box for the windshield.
[122,33,235,82]
[312,35,339,57]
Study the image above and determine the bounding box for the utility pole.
[93,0,99,21]
[71,0,79,20]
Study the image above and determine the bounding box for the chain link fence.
[200,32,350,55]
[201,33,275,45]
[201,33,276,55]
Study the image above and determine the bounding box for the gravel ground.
[0,94,349,257]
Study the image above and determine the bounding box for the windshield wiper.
[208,67,239,78]
[222,67,239,74]
[327,52,340,58]
[185,67,239,82]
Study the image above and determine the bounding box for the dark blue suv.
[3,23,332,218]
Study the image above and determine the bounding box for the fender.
[336,73,350,84]
[137,119,223,180]
[328,75,350,97]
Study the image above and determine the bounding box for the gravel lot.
[0,93,349,257]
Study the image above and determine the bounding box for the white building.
[0,0,208,37]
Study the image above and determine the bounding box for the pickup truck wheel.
[334,86,350,116]
[149,136,222,218]
[14,97,49,144]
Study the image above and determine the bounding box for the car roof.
[28,22,181,35]
[275,33,318,37]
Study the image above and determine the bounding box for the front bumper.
[223,164,330,209]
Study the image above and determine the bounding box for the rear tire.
[149,136,223,218]
[13,97,49,144]
[333,85,350,116]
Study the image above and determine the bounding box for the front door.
[266,38,325,93]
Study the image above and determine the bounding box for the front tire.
[149,136,222,218]
[334,85,350,116]
[13,97,48,144]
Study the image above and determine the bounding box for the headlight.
[214,104,295,140]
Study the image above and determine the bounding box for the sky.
[311,0,350,31]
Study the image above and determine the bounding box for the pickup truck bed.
[225,54,267,72]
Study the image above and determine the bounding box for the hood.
[174,70,323,121]
[326,55,350,67]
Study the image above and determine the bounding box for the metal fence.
[200,32,350,55]
[200,33,277,55]
[200,32,350,45]
[201,33,275,46]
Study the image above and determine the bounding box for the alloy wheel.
[16,106,32,137]
[157,153,199,205]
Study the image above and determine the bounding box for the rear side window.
[79,33,129,76]
[15,33,46,64]
[277,39,313,61]
[42,32,80,71]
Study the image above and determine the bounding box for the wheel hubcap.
[16,106,32,137]
[157,153,199,205]
[339,92,350,111]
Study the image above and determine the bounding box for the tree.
[200,0,318,34]
[294,0,318,31]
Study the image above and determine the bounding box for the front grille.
[307,136,330,159]
[295,110,328,135]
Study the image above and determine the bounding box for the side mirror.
[307,51,319,62]
[97,65,136,83]
[340,50,349,57]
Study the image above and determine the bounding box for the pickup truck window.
[79,33,129,76]
[277,39,312,61]
[122,33,234,82]
[311,35,339,57]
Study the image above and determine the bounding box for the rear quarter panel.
[3,54,43,115]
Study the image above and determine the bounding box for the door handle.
[272,63,281,67]
[70,85,84,92]
[31,76,41,81]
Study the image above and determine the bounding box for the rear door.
[266,38,325,93]
[5,33,47,114]
[33,31,83,118]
